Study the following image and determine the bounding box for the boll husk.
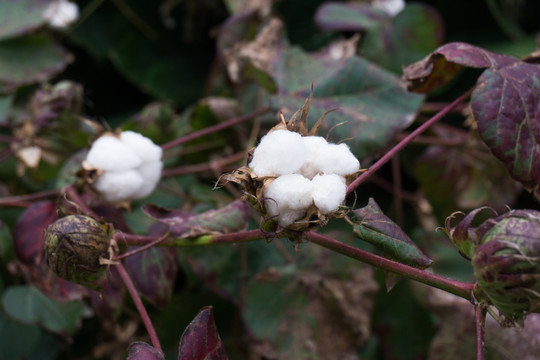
[444,209,540,326]
[220,94,361,237]
[44,215,112,289]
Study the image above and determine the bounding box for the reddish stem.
[475,304,486,360]
[64,186,100,219]
[115,262,163,354]
[161,107,272,151]
[0,188,61,207]
[161,151,246,177]
[347,90,472,194]
[114,231,169,261]
[306,231,474,300]
[116,229,265,247]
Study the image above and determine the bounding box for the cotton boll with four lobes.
[311,174,347,214]
[315,143,360,176]
[93,170,144,203]
[120,131,162,163]
[249,130,307,177]
[298,136,329,179]
[85,136,142,172]
[264,174,313,227]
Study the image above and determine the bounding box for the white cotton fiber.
[298,136,329,179]
[264,174,313,226]
[120,131,162,162]
[249,130,307,177]
[85,136,141,172]
[315,143,360,176]
[311,174,347,214]
[134,161,163,198]
[93,170,144,203]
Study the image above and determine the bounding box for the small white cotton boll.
[316,143,360,176]
[93,170,144,202]
[299,136,329,179]
[312,174,347,214]
[249,130,306,177]
[43,0,79,28]
[120,131,162,163]
[264,174,313,226]
[86,136,142,171]
[133,161,163,199]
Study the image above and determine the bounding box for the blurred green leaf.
[315,2,387,31]
[0,35,72,93]
[0,94,12,124]
[0,0,49,41]
[0,311,41,360]
[0,220,13,262]
[1,285,91,335]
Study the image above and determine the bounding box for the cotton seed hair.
[249,129,359,227]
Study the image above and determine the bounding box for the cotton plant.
[222,98,360,234]
[83,131,163,203]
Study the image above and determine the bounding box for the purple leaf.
[125,245,178,309]
[143,200,250,239]
[178,306,228,360]
[127,342,164,360]
[89,266,125,318]
[13,201,57,265]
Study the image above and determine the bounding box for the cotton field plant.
[1,1,540,359]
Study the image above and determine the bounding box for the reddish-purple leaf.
[13,200,57,265]
[403,42,517,93]
[471,61,540,192]
[127,342,164,360]
[178,306,228,360]
[89,266,125,318]
[143,200,250,239]
[125,245,178,309]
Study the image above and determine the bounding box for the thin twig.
[114,230,170,261]
[347,90,472,194]
[115,262,163,354]
[64,186,100,219]
[161,107,272,151]
[119,229,265,247]
[306,231,474,300]
[162,151,246,177]
[0,188,61,207]
[475,304,486,360]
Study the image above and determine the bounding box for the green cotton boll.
[43,215,112,290]
[471,210,540,325]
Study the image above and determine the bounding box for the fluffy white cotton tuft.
[298,136,329,179]
[93,170,144,203]
[372,0,405,17]
[43,0,79,28]
[249,130,306,177]
[264,174,313,226]
[315,143,360,176]
[120,131,162,163]
[85,136,141,172]
[311,174,347,214]
[85,131,163,202]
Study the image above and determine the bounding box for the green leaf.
[271,54,424,158]
[0,35,72,93]
[0,0,49,40]
[0,311,41,360]
[314,2,387,31]
[1,285,91,335]
[0,94,12,124]
[0,220,13,262]
[352,198,433,269]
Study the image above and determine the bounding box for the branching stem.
[306,231,474,300]
[116,262,163,354]
[347,90,472,194]
[161,107,272,151]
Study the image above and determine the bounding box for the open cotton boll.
[93,170,144,202]
[264,174,313,226]
[299,136,329,179]
[311,174,347,214]
[315,143,360,176]
[249,130,307,177]
[120,131,162,163]
[135,161,163,198]
[85,136,142,172]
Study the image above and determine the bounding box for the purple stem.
[0,188,61,207]
[161,107,272,151]
[347,90,472,194]
[475,304,486,360]
[115,262,163,354]
[306,231,474,300]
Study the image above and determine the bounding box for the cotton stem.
[161,107,272,151]
[115,262,163,354]
[306,231,474,300]
[347,90,471,194]
[475,304,486,360]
